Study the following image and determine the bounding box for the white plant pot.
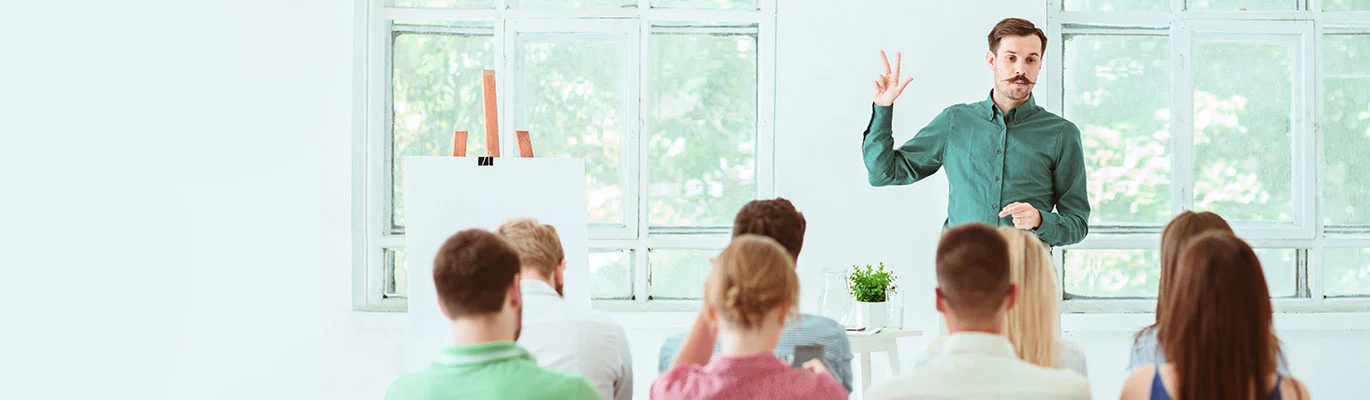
[856,301,888,329]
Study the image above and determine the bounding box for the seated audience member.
[650,235,847,400]
[914,227,1090,377]
[657,198,853,392]
[497,218,633,400]
[999,226,1088,376]
[1120,232,1310,400]
[868,223,1090,400]
[385,229,600,400]
[1128,211,1290,373]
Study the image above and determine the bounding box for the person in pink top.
[650,235,847,400]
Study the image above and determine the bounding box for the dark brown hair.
[1140,211,1234,339]
[732,198,806,261]
[936,223,1011,321]
[1161,232,1280,400]
[988,18,1048,55]
[432,229,522,318]
[706,235,801,329]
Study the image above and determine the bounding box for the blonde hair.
[998,227,1063,369]
[495,218,565,277]
[705,235,800,329]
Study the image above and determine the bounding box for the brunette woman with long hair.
[1119,232,1308,400]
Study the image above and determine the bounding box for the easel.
[452,70,534,163]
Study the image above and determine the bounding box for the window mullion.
[1172,21,1196,215]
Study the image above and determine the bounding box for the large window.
[357,0,775,310]
[1047,0,1370,310]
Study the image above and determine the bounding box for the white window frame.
[1045,0,1370,313]
[352,0,777,312]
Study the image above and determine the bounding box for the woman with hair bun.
[650,235,846,400]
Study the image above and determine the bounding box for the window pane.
[385,248,409,299]
[391,30,495,231]
[1324,0,1370,10]
[512,0,636,8]
[1322,35,1370,226]
[649,32,758,227]
[590,250,633,299]
[1187,0,1296,10]
[521,38,627,226]
[388,0,494,8]
[1064,0,1168,11]
[1063,249,1161,298]
[1064,35,1172,226]
[1192,40,1293,222]
[648,249,717,299]
[1324,248,1370,297]
[1253,249,1297,298]
[652,0,759,9]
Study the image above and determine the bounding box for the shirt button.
[997,149,1003,154]
[995,176,1001,182]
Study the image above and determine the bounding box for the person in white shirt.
[496,218,633,400]
[867,223,1090,400]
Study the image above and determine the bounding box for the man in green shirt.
[385,229,601,400]
[862,17,1089,247]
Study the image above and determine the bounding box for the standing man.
[862,18,1090,247]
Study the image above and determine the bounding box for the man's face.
[988,35,1043,102]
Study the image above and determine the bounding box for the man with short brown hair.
[497,218,633,400]
[862,17,1090,247]
[385,229,601,400]
[867,223,1089,399]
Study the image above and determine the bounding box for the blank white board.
[403,156,589,371]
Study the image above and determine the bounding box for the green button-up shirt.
[862,92,1090,247]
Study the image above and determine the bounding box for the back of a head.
[706,235,800,329]
[936,223,1011,323]
[732,198,806,261]
[998,226,1061,368]
[1162,232,1275,400]
[495,218,565,277]
[1155,211,1234,325]
[433,229,522,319]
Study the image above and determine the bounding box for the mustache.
[1005,75,1035,84]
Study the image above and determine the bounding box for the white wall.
[2,1,1366,400]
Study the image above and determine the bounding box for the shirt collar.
[980,90,1041,123]
[702,352,788,374]
[435,341,533,366]
[520,279,560,298]
[938,332,1018,358]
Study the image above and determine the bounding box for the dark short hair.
[988,18,1047,55]
[732,198,806,261]
[432,229,521,318]
[936,223,1011,321]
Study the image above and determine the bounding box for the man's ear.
[986,50,996,69]
[1004,283,1017,311]
[508,274,522,309]
[934,287,947,313]
[438,298,451,320]
[555,258,566,285]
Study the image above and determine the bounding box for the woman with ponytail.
[650,235,846,400]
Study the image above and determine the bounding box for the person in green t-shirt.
[862,17,1090,247]
[385,229,600,400]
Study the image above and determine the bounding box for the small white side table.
[846,328,924,393]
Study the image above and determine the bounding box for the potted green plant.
[849,263,897,329]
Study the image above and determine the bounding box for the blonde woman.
[650,235,846,400]
[998,226,1087,377]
